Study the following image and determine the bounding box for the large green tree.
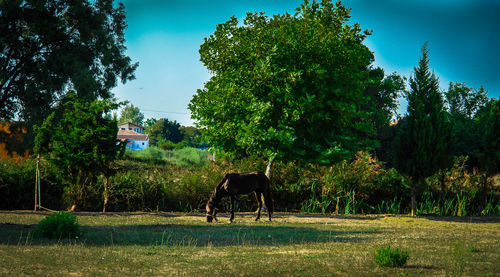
[394,44,451,216]
[118,104,144,125]
[445,82,488,120]
[190,0,392,175]
[0,0,137,151]
[146,118,183,146]
[363,68,405,132]
[35,93,126,211]
[444,82,489,164]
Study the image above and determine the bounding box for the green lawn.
[0,211,499,276]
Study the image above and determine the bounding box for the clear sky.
[112,0,500,126]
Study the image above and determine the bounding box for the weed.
[374,245,409,267]
[36,212,82,239]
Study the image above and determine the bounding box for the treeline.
[1,154,498,215]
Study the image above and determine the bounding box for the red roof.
[117,130,149,141]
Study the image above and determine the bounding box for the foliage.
[394,44,451,215]
[362,68,405,131]
[475,99,500,177]
[146,118,184,145]
[35,212,81,239]
[445,82,489,120]
[179,126,202,147]
[0,0,137,151]
[319,152,406,214]
[167,147,208,167]
[444,82,489,167]
[118,104,144,125]
[374,245,409,267]
[124,146,210,168]
[144,118,158,128]
[395,44,451,181]
[35,93,126,210]
[190,0,392,165]
[126,146,166,161]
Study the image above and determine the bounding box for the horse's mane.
[207,174,232,209]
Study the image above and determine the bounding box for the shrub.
[36,212,82,239]
[167,147,207,167]
[374,245,409,267]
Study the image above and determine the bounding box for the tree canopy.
[444,82,489,164]
[0,0,137,147]
[190,0,396,165]
[34,92,125,210]
[445,82,489,120]
[119,104,144,126]
[474,99,500,177]
[146,118,184,145]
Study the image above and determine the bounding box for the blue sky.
[112,0,500,126]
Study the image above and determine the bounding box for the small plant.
[374,245,409,267]
[36,212,82,239]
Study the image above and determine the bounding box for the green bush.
[374,245,409,267]
[36,212,82,239]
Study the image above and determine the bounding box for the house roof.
[118,122,145,129]
[117,130,149,141]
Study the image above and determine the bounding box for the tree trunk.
[265,156,275,180]
[103,175,109,213]
[34,155,39,211]
[411,182,417,217]
[258,156,275,213]
[440,169,446,214]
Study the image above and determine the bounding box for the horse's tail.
[264,176,274,215]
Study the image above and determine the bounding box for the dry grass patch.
[0,211,498,276]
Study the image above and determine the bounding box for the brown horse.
[206,172,274,223]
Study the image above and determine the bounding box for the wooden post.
[34,154,41,211]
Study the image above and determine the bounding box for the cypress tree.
[394,44,451,216]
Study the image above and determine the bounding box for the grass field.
[0,211,499,276]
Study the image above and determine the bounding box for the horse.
[206,172,274,223]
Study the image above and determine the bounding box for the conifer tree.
[394,44,451,216]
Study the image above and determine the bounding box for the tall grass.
[1,151,499,215]
[125,146,210,167]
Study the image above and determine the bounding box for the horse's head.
[206,194,218,223]
[206,202,218,223]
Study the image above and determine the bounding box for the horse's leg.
[229,195,235,223]
[263,188,272,222]
[254,191,262,221]
[213,209,218,222]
